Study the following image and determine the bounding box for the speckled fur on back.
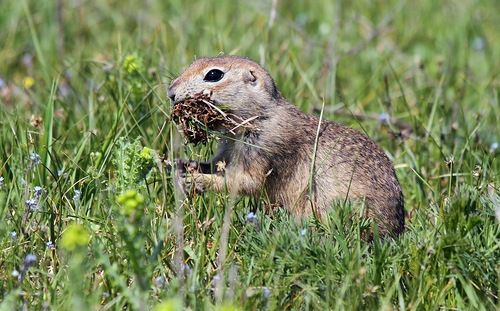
[168,55,404,237]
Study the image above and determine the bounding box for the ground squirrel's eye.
[203,69,224,82]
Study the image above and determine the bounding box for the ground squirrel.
[168,55,404,237]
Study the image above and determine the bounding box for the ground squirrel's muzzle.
[167,87,176,103]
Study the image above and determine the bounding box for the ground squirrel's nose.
[167,87,176,103]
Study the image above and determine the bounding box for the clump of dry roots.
[171,93,254,145]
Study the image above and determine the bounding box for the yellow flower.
[116,189,144,215]
[153,299,182,311]
[122,54,143,74]
[61,223,90,250]
[23,76,34,89]
[215,303,242,311]
[139,147,153,161]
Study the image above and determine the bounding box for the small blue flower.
[378,112,390,124]
[73,189,82,204]
[25,198,39,210]
[490,142,498,153]
[246,212,257,222]
[154,276,166,288]
[263,287,271,299]
[472,37,485,52]
[10,231,17,240]
[0,176,4,188]
[23,254,37,268]
[47,241,55,249]
[21,53,33,68]
[34,186,43,197]
[58,83,70,98]
[300,228,307,236]
[30,152,41,166]
[212,274,220,287]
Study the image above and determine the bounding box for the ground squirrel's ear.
[242,70,257,84]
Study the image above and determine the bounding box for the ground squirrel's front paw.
[175,159,200,174]
[179,173,206,194]
[174,159,205,195]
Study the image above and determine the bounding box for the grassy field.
[0,0,499,310]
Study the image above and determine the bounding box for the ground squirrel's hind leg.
[365,195,405,238]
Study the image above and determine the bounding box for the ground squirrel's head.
[168,56,281,118]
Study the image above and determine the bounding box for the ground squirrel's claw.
[170,159,200,174]
[172,159,205,194]
[164,159,173,174]
[179,174,206,194]
[186,160,199,172]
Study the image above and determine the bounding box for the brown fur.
[168,55,404,237]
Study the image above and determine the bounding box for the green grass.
[0,0,499,310]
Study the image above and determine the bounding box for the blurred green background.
[0,0,498,310]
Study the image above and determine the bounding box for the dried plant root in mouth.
[170,93,234,145]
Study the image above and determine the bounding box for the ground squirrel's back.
[169,55,404,237]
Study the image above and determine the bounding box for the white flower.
[11,270,20,278]
[300,228,307,236]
